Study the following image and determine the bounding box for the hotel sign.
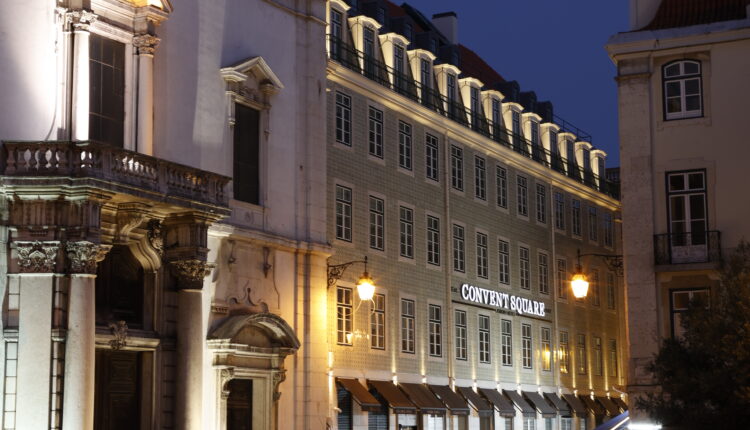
[460,283,546,317]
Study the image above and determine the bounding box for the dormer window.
[566,139,577,176]
[663,60,702,120]
[530,120,539,150]
[470,87,481,130]
[420,58,432,104]
[512,110,521,151]
[363,26,376,77]
[394,43,405,80]
[446,73,456,102]
[491,98,501,139]
[329,9,343,59]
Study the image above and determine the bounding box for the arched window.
[663,60,702,120]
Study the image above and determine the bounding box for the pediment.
[209,312,300,351]
[220,57,284,92]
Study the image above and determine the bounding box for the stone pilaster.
[133,33,160,155]
[66,10,97,141]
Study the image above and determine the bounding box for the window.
[363,26,375,78]
[524,416,536,430]
[588,206,598,242]
[427,215,441,266]
[371,294,385,349]
[591,270,600,306]
[519,246,530,290]
[559,331,569,374]
[593,337,603,376]
[335,185,352,241]
[501,319,513,366]
[536,184,547,223]
[398,121,412,170]
[522,323,532,369]
[329,9,342,55]
[557,259,567,299]
[499,240,510,285]
[606,272,616,310]
[572,199,581,237]
[368,107,383,158]
[337,385,353,430]
[476,232,489,279]
[335,92,351,145]
[420,59,432,103]
[561,418,572,430]
[233,103,261,204]
[452,224,465,273]
[663,60,702,120]
[554,192,565,230]
[337,287,353,345]
[475,156,487,200]
[604,212,614,247]
[451,146,463,190]
[577,334,587,374]
[399,206,414,259]
[542,327,551,371]
[517,176,528,216]
[89,34,125,147]
[538,252,549,294]
[670,288,709,338]
[496,166,508,208]
[455,310,467,360]
[447,73,456,102]
[506,418,515,430]
[401,299,415,353]
[425,134,439,181]
[530,120,540,156]
[429,305,442,357]
[512,110,522,151]
[479,315,491,364]
[470,86,481,127]
[491,99,502,140]
[608,339,618,377]
[393,44,405,92]
[667,170,707,249]
[369,196,385,250]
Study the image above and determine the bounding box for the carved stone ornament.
[108,321,128,350]
[273,370,286,401]
[147,219,164,255]
[64,9,98,31]
[15,241,60,273]
[66,241,111,274]
[133,33,161,55]
[170,259,215,290]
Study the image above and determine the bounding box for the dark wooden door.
[94,350,141,430]
[227,379,253,430]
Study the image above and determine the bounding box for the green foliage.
[637,242,750,429]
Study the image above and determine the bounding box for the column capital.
[65,9,98,31]
[170,259,215,290]
[66,241,112,274]
[13,241,61,273]
[133,33,160,55]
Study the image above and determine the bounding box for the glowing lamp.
[356,272,375,301]
[571,269,589,299]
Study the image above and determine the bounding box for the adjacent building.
[327,1,626,429]
[607,0,750,426]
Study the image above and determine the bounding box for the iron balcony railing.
[654,230,721,265]
[327,36,619,200]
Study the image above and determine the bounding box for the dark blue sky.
[404,0,629,166]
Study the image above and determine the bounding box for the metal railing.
[654,231,721,265]
[327,36,619,200]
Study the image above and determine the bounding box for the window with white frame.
[667,170,707,248]
[538,252,549,294]
[520,246,530,290]
[335,185,352,241]
[604,212,613,247]
[425,133,439,181]
[608,339,618,377]
[588,206,598,242]
[455,310,467,360]
[401,299,415,353]
[399,121,412,170]
[572,199,582,237]
[559,330,569,374]
[427,215,441,265]
[369,196,384,250]
[522,323,532,369]
[475,156,487,200]
[663,60,702,120]
[606,272,616,310]
[335,92,352,146]
[496,166,508,209]
[337,287,353,345]
[368,106,383,158]
[371,293,385,349]
[577,334,587,374]
[517,175,528,216]
[542,327,552,371]
[594,336,603,376]
[476,232,489,279]
[452,224,465,273]
[536,184,547,223]
[399,206,414,259]
[451,145,464,191]
[524,416,536,430]
[561,417,572,430]
[499,239,511,285]
[429,304,442,357]
[555,192,565,230]
[479,314,491,364]
[502,319,513,366]
[557,259,567,299]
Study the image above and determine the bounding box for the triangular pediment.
[220,57,284,91]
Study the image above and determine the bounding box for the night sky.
[404,0,629,167]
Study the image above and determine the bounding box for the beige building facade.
[607,0,750,426]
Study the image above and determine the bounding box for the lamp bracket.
[577,249,623,277]
[326,256,368,288]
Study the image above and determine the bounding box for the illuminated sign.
[460,283,546,317]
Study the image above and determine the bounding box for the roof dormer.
[540,122,561,165]
[433,63,462,113]
[459,77,484,128]
[522,112,542,158]
[407,49,437,105]
[379,33,410,87]
[481,89,505,139]
[348,15,382,70]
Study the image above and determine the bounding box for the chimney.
[432,12,458,45]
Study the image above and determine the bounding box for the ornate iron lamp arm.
[577,249,623,276]
[327,256,369,288]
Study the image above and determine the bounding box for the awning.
[612,397,628,412]
[593,411,629,430]
[429,385,470,416]
[503,390,536,416]
[562,394,588,416]
[580,395,606,416]
[479,388,516,418]
[596,396,621,416]
[544,392,571,416]
[523,391,557,418]
[456,386,494,417]
[336,378,383,412]
[368,380,417,414]
[399,383,446,415]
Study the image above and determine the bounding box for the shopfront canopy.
[479,388,516,418]
[336,378,382,412]
[399,383,446,415]
[612,397,628,412]
[580,395,606,416]
[523,391,557,418]
[429,385,470,416]
[503,390,536,416]
[456,386,494,417]
[562,394,588,416]
[544,392,571,416]
[596,396,621,416]
[368,380,417,414]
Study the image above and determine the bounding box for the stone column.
[171,259,214,430]
[68,10,97,141]
[133,34,160,156]
[61,241,110,430]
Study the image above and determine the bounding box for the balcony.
[1,141,231,215]
[654,231,721,265]
[327,36,619,200]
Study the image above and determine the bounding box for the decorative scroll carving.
[108,321,128,350]
[64,9,98,31]
[15,241,60,273]
[170,259,215,289]
[115,203,149,244]
[220,368,235,400]
[147,219,164,255]
[133,33,160,55]
[226,281,269,314]
[66,241,111,274]
[272,371,286,401]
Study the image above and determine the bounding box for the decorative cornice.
[170,259,215,290]
[65,9,98,31]
[66,241,111,274]
[15,241,60,273]
[133,33,161,55]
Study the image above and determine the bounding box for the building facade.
[0,0,328,429]
[607,0,750,426]
[327,1,627,429]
